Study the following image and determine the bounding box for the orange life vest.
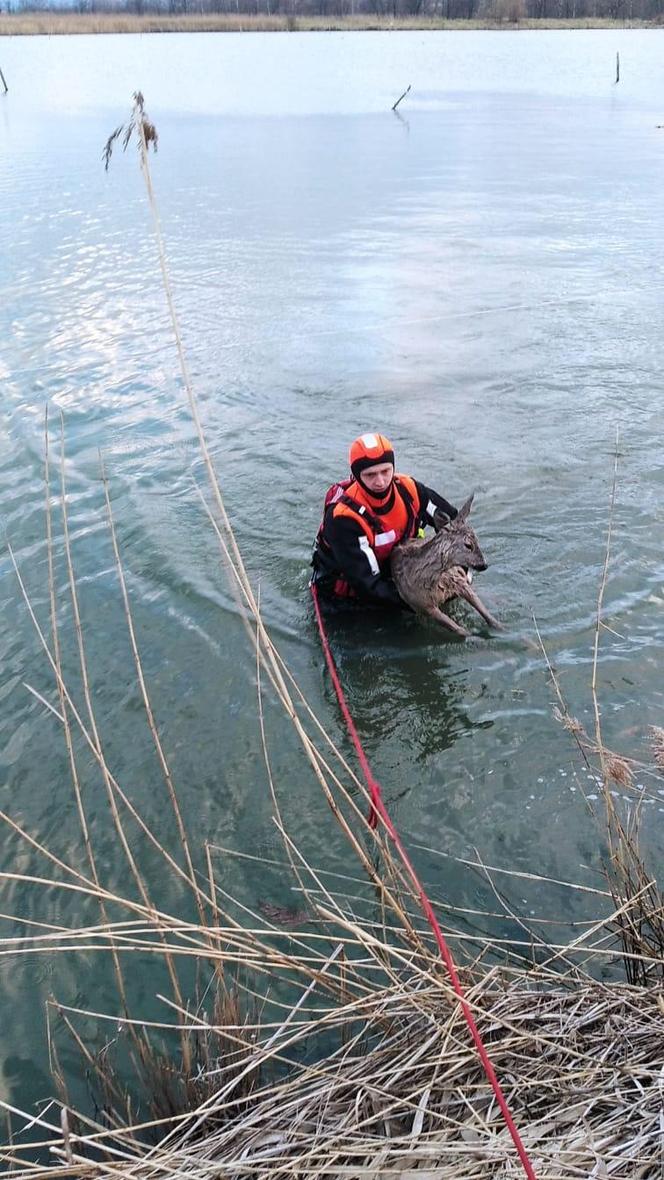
[330,474,421,564]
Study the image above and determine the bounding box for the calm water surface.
[1,29,664,1118]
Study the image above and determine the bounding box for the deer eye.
[464,540,474,550]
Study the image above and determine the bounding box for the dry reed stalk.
[56,423,172,962]
[583,434,664,987]
[107,97,405,879]
[535,435,664,990]
[44,409,135,1040]
[649,726,664,770]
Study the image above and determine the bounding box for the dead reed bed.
[2,98,663,1180]
[0,12,655,34]
[1,12,292,35]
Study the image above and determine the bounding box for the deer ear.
[432,508,452,532]
[456,494,475,523]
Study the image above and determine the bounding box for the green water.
[1,29,664,1121]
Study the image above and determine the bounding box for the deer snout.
[474,560,488,573]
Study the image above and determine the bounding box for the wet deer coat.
[391,495,501,637]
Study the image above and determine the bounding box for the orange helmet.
[349,433,395,480]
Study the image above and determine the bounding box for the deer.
[390,495,502,638]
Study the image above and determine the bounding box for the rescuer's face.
[359,463,394,494]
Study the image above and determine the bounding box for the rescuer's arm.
[414,481,458,529]
[324,514,404,607]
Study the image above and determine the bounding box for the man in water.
[311,433,457,607]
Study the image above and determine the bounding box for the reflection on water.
[316,601,490,772]
[2,28,664,1119]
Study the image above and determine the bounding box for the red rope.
[310,583,537,1180]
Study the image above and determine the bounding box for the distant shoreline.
[1,12,661,35]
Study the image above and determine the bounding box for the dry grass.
[2,94,664,1180]
[0,11,658,34]
[2,799,664,1178]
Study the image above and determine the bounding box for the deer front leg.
[456,580,503,630]
[425,604,469,638]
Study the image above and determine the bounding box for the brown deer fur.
[391,495,501,637]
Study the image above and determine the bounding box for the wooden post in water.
[392,84,411,112]
[0,67,8,95]
[615,52,620,84]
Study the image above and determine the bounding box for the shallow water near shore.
[1,29,664,1119]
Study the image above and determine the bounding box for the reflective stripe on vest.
[359,535,380,574]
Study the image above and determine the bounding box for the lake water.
[1,28,664,1122]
